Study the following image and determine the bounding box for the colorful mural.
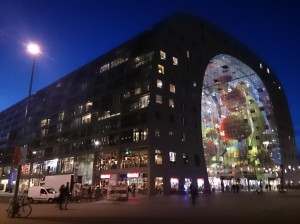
[201,54,281,186]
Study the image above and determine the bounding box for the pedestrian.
[58,184,65,210]
[132,183,136,197]
[189,184,198,206]
[63,182,70,210]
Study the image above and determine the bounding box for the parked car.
[27,186,59,203]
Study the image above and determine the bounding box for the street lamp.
[11,43,40,217]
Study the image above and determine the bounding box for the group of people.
[58,182,70,210]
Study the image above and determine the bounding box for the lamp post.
[11,43,40,217]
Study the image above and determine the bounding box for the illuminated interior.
[201,54,281,189]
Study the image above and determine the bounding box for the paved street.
[1,191,300,224]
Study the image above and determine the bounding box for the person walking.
[63,182,70,210]
[58,184,65,210]
[189,184,198,206]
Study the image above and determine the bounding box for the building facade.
[0,13,299,195]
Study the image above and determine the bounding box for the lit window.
[169,152,176,163]
[160,51,166,60]
[169,131,174,138]
[157,79,163,88]
[100,63,110,73]
[169,99,175,108]
[183,153,189,165]
[267,68,270,74]
[193,82,197,87]
[260,63,263,69]
[173,57,178,65]
[182,133,186,142]
[155,130,160,137]
[158,64,164,74]
[156,95,162,104]
[58,112,65,121]
[155,149,163,164]
[187,51,190,58]
[134,87,141,95]
[82,113,91,124]
[170,84,175,93]
[40,118,50,127]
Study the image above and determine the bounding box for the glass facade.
[202,54,281,189]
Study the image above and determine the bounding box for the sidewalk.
[1,191,300,224]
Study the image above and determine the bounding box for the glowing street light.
[11,43,41,218]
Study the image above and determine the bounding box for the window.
[100,63,110,73]
[169,151,176,163]
[156,95,162,104]
[173,57,178,65]
[194,154,200,166]
[182,117,186,126]
[82,113,91,124]
[155,129,160,137]
[183,153,189,165]
[157,79,163,88]
[160,51,166,60]
[58,112,64,121]
[169,99,175,108]
[134,87,141,95]
[158,64,164,74]
[187,50,190,58]
[170,84,175,93]
[155,149,163,164]
[41,118,50,127]
[182,132,186,142]
[169,131,174,138]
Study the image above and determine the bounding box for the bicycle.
[6,194,32,218]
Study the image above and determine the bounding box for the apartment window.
[183,153,189,165]
[187,50,190,58]
[169,151,176,163]
[160,51,166,60]
[155,129,160,137]
[134,87,141,95]
[155,149,163,164]
[194,154,200,166]
[169,115,175,123]
[169,99,175,108]
[100,63,110,73]
[170,84,175,93]
[168,131,174,138]
[181,132,186,142]
[157,79,163,88]
[82,114,91,124]
[182,117,186,126]
[173,57,178,65]
[58,112,64,121]
[156,95,162,104]
[40,118,50,127]
[158,64,164,74]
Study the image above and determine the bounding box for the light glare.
[27,43,40,55]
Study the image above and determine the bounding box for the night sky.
[0,0,299,151]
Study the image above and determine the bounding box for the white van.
[27,186,59,203]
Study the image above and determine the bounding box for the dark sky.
[0,0,299,151]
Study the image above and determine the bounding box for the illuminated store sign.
[101,174,111,179]
[127,173,139,178]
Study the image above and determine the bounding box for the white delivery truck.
[40,174,79,192]
[27,186,59,203]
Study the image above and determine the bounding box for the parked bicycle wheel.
[17,204,32,218]
[6,203,13,218]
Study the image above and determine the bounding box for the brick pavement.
[1,191,300,224]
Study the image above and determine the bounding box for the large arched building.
[0,13,298,195]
